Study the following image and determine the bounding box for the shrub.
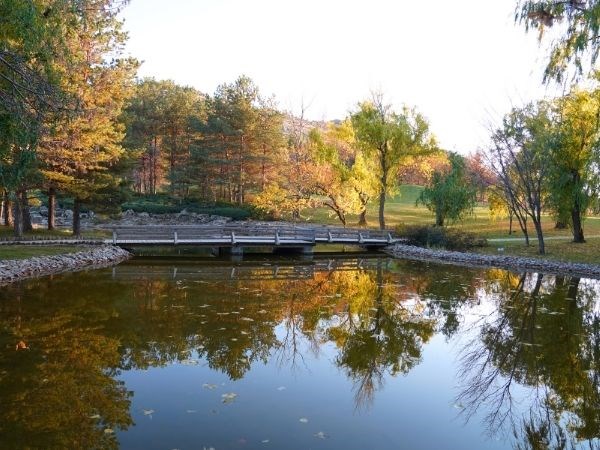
[396,224,486,251]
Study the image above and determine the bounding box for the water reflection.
[458,271,600,449]
[0,257,599,449]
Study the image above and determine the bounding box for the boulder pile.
[387,243,600,279]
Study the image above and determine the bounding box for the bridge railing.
[108,224,397,245]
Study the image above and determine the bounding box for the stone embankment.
[0,246,131,285]
[387,243,600,279]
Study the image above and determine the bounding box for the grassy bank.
[0,226,109,240]
[302,185,600,240]
[475,237,600,265]
[0,245,88,260]
[302,184,600,265]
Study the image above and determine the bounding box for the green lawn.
[301,184,600,240]
[300,184,600,265]
[0,245,87,260]
[476,237,600,265]
[0,226,109,240]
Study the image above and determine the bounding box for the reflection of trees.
[457,272,600,449]
[0,280,132,449]
[316,261,436,410]
[0,257,498,445]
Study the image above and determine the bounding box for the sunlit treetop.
[516,0,600,83]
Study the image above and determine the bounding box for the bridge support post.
[218,246,244,257]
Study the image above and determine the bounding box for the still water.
[1,255,600,450]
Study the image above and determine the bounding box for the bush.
[120,199,258,220]
[396,224,486,251]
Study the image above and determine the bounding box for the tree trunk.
[358,209,367,227]
[533,219,545,255]
[554,220,568,229]
[238,136,244,206]
[13,192,23,238]
[3,190,13,227]
[571,204,585,243]
[72,198,81,237]
[48,187,56,231]
[21,190,32,232]
[435,211,444,227]
[378,152,388,231]
[508,211,513,235]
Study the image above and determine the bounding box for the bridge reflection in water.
[111,256,393,282]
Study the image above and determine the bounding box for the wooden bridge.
[105,225,400,255]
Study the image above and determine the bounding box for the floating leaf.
[221,392,238,404]
[104,428,114,434]
[89,414,100,419]
[276,386,286,391]
[241,317,254,322]
[186,409,197,414]
[299,417,308,423]
[203,383,218,390]
[314,431,328,439]
[181,359,199,366]
[261,439,270,443]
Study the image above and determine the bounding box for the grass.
[301,184,600,240]
[300,184,600,265]
[477,237,600,265]
[0,245,87,260]
[0,226,109,240]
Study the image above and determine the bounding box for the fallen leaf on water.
[241,317,254,322]
[104,428,114,434]
[143,409,154,416]
[258,310,267,314]
[203,383,218,390]
[231,338,238,342]
[276,386,286,391]
[299,417,308,423]
[15,341,29,351]
[261,439,270,443]
[181,359,199,366]
[314,431,328,439]
[89,414,100,419]
[186,409,197,413]
[221,392,238,404]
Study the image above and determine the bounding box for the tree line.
[0,0,443,235]
[2,0,600,246]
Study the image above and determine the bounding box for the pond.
[1,255,599,449]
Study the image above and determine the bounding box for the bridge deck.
[105,225,400,248]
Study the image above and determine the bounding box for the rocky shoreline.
[386,243,600,279]
[0,246,132,285]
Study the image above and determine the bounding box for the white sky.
[120,0,560,154]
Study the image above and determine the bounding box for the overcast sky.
[120,0,560,154]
